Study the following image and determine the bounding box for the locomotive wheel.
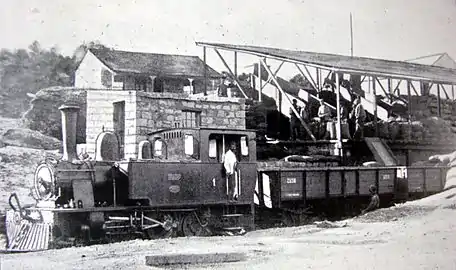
[144,214,177,239]
[181,212,212,237]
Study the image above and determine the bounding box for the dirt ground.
[1,199,455,270]
[0,132,456,269]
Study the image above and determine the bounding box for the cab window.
[209,139,217,158]
[153,138,165,158]
[184,134,194,156]
[240,136,248,156]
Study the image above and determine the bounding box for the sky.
[1,0,456,77]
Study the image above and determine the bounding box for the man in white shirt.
[317,99,331,139]
[223,142,238,200]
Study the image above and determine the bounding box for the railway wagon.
[5,105,258,252]
[255,162,447,226]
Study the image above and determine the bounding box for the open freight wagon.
[255,164,448,226]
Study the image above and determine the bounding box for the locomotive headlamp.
[33,163,56,201]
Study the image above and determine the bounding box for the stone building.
[78,48,247,159]
[86,90,246,159]
[75,48,222,94]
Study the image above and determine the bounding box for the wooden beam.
[372,76,378,137]
[213,48,248,98]
[410,82,419,96]
[335,72,343,156]
[393,79,402,95]
[258,60,262,101]
[316,68,321,91]
[196,42,456,85]
[203,46,207,96]
[407,81,412,141]
[261,61,285,91]
[441,84,450,100]
[295,64,318,91]
[375,77,389,98]
[437,84,441,117]
[234,51,238,78]
[452,84,455,100]
[303,65,319,90]
[145,252,246,266]
[387,78,392,103]
[261,59,316,141]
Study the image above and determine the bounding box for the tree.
[0,40,100,117]
[289,74,312,89]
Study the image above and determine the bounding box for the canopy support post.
[335,72,343,157]
[437,84,442,117]
[372,76,378,137]
[258,60,262,101]
[387,78,392,103]
[407,81,412,141]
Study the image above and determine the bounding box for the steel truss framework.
[196,41,456,156]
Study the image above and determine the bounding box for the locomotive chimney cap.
[59,104,80,111]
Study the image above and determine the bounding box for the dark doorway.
[154,77,164,92]
[113,101,125,159]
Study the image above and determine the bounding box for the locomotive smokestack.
[59,104,80,161]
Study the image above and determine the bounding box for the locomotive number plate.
[169,185,181,193]
[168,173,182,181]
[286,178,297,184]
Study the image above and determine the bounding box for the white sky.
[1,0,456,77]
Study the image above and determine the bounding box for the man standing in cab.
[223,142,239,200]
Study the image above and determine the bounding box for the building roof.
[89,48,221,78]
[196,42,456,84]
[406,53,456,70]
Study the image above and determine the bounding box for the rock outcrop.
[0,128,62,150]
[22,86,87,143]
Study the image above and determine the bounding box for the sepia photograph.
[1,0,456,269]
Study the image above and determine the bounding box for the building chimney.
[59,104,80,161]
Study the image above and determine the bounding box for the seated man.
[361,185,380,215]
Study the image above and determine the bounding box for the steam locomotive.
[6,105,257,251]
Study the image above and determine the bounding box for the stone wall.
[86,90,137,158]
[86,90,246,160]
[136,91,246,136]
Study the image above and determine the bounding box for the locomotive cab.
[130,128,257,207]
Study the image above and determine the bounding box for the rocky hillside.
[22,86,87,143]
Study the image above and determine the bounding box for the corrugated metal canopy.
[196,42,456,84]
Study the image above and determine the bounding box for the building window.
[183,110,201,128]
[101,69,112,88]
